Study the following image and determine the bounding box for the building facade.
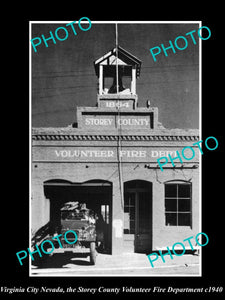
[31,46,200,255]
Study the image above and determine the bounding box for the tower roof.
[94,46,142,77]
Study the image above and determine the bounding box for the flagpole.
[115,23,119,94]
[115,23,124,210]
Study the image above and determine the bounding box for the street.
[30,252,200,276]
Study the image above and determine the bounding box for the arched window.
[164,181,192,227]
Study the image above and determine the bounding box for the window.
[101,205,109,224]
[124,192,135,234]
[165,182,192,227]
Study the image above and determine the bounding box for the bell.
[108,72,125,94]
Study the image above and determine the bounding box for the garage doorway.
[123,180,152,253]
[44,179,112,254]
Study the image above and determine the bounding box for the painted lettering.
[119,150,146,158]
[105,101,129,108]
[151,151,177,158]
[117,118,149,126]
[54,149,116,158]
[85,118,113,126]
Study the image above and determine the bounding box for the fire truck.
[50,202,97,265]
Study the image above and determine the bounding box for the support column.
[152,179,164,249]
[99,64,103,95]
[31,179,50,234]
[192,170,200,231]
[131,67,136,94]
[111,179,124,255]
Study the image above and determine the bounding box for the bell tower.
[76,44,160,131]
[94,46,141,109]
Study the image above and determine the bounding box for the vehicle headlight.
[89,228,95,235]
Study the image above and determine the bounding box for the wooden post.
[99,64,103,95]
[131,67,136,94]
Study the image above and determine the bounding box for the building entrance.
[44,179,112,254]
[123,180,152,253]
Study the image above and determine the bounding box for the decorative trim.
[32,134,199,141]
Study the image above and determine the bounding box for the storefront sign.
[33,147,199,162]
[83,115,150,129]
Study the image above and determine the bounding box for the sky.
[31,22,200,129]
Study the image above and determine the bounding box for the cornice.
[32,127,199,142]
[32,134,199,142]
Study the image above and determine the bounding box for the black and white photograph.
[1,13,224,297]
[30,21,201,277]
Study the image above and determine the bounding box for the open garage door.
[44,179,112,254]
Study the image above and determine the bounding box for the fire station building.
[31,46,200,255]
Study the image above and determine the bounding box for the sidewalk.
[31,252,200,276]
